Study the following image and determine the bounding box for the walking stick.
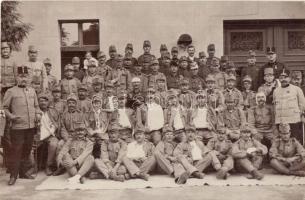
[302,122,304,146]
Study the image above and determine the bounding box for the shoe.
[110,174,125,182]
[176,171,189,184]
[80,177,85,184]
[19,173,35,179]
[8,176,17,186]
[251,170,264,180]
[124,173,130,180]
[192,171,205,179]
[53,167,65,176]
[45,167,53,176]
[216,168,228,180]
[290,170,305,177]
[138,173,149,181]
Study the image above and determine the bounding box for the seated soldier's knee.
[117,165,127,175]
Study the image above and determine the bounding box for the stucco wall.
[11,1,305,79]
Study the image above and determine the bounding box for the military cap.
[72,57,80,64]
[190,62,199,70]
[160,44,168,51]
[170,60,179,67]
[92,94,103,102]
[199,51,207,58]
[207,44,215,51]
[227,61,236,69]
[150,58,159,66]
[109,45,117,53]
[38,92,50,100]
[105,81,114,88]
[51,84,61,92]
[134,126,145,134]
[220,55,229,62]
[78,84,88,91]
[240,124,253,133]
[242,75,252,82]
[206,74,216,82]
[92,77,103,85]
[266,46,276,54]
[17,66,29,75]
[291,71,302,79]
[88,58,98,67]
[143,55,151,63]
[125,43,133,50]
[115,54,124,62]
[171,46,178,53]
[226,74,236,81]
[279,68,290,77]
[74,122,86,131]
[64,64,74,71]
[185,125,196,132]
[163,52,171,59]
[279,123,290,133]
[264,67,274,75]
[97,51,106,58]
[180,78,189,85]
[163,125,173,134]
[43,58,52,65]
[28,45,38,52]
[249,50,256,57]
[156,76,166,82]
[179,56,188,62]
[131,77,141,83]
[143,40,151,47]
[66,93,78,102]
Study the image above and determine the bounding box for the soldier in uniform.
[147,58,167,90]
[1,41,17,98]
[189,92,218,144]
[247,92,277,150]
[123,56,134,72]
[188,62,205,93]
[171,46,179,64]
[158,44,169,65]
[225,61,241,90]
[141,55,152,75]
[178,56,191,78]
[138,40,156,66]
[124,43,138,67]
[37,92,61,176]
[269,123,305,177]
[96,51,113,82]
[94,123,129,181]
[127,77,145,108]
[241,50,260,91]
[43,58,57,91]
[204,74,225,112]
[241,75,256,112]
[220,55,229,72]
[206,44,220,68]
[122,127,156,181]
[207,126,234,179]
[56,122,94,184]
[130,64,148,93]
[25,45,48,94]
[102,81,117,111]
[155,76,168,109]
[60,64,81,100]
[159,52,171,77]
[186,45,199,65]
[82,58,103,97]
[77,84,92,114]
[258,47,285,87]
[72,56,86,82]
[219,95,246,142]
[178,79,196,109]
[258,67,279,105]
[232,125,267,180]
[49,84,66,116]
[197,51,210,80]
[207,57,227,90]
[91,77,104,99]
[223,74,243,109]
[3,66,42,185]
[166,61,183,90]
[106,45,117,69]
[291,70,305,95]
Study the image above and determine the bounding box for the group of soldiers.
[1,40,305,186]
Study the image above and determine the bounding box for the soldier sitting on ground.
[269,123,305,177]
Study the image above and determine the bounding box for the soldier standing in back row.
[138,40,156,66]
[106,45,117,69]
[60,64,81,100]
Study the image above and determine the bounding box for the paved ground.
[0,169,305,200]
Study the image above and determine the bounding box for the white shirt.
[190,141,202,161]
[193,107,208,128]
[173,108,184,130]
[126,141,146,159]
[147,102,164,131]
[40,111,56,140]
[118,108,131,128]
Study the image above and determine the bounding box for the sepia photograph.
[0,0,305,200]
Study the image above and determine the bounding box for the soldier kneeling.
[56,122,94,184]
[269,124,305,177]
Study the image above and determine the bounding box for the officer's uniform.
[57,122,94,179]
[49,85,67,116]
[106,45,117,69]
[138,40,156,66]
[188,63,205,92]
[43,58,58,91]
[1,52,17,98]
[171,46,179,64]
[141,55,152,75]
[222,74,243,109]
[60,64,81,100]
[241,51,260,91]
[269,124,305,176]
[125,43,138,67]
[257,68,279,105]
[206,44,220,68]
[148,59,167,90]
[77,84,92,114]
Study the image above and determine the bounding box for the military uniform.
[188,75,205,93]
[49,85,66,116]
[1,54,17,98]
[241,66,260,91]
[178,89,196,109]
[138,40,156,66]
[258,81,278,105]
[60,64,81,100]
[106,45,117,69]
[131,72,148,93]
[72,57,86,82]
[166,72,182,90]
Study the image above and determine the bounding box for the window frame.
[58,19,100,52]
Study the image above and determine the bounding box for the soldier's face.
[109,51,116,58]
[135,132,145,142]
[164,132,174,142]
[280,132,291,141]
[98,56,106,64]
[39,98,49,110]
[208,50,215,57]
[106,87,114,96]
[187,47,195,56]
[132,82,141,90]
[88,66,97,74]
[76,129,86,137]
[116,60,123,68]
[291,77,302,87]
[93,84,101,92]
[241,131,251,141]
[163,58,171,66]
[267,53,276,62]
[85,52,92,59]
[197,96,206,106]
[157,81,165,90]
[177,131,187,143]
[78,90,87,100]
[151,131,162,145]
[160,50,168,57]
[256,94,266,106]
[92,100,102,110]
[124,60,132,68]
[151,64,159,72]
[143,46,151,53]
[135,65,142,72]
[243,81,252,90]
[28,51,38,61]
[66,70,74,78]
[191,68,198,76]
[125,48,133,56]
[279,75,290,87]
[206,81,215,89]
[109,131,119,142]
[187,131,196,141]
[1,43,11,58]
[17,74,29,86]
[264,74,274,83]
[170,66,178,73]
[227,80,235,89]
[199,57,207,65]
[45,64,52,74]
[211,62,220,72]
[52,91,61,100]
[72,63,80,70]
[217,131,226,141]
[180,84,189,92]
[118,97,127,107]
[171,51,178,58]
[67,100,77,112]
[180,61,188,69]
